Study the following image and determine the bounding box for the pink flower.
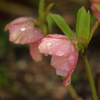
[91,0,100,20]
[4,17,44,62]
[38,34,78,87]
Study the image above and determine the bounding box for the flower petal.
[91,0,100,20]
[63,75,71,87]
[5,17,44,44]
[30,42,43,62]
[91,4,100,20]
[38,34,78,86]
[51,56,70,74]
[39,34,76,57]
[56,69,69,76]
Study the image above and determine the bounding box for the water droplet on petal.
[20,27,26,31]
[55,50,65,56]
[47,42,52,47]
[69,55,74,60]
[66,77,71,85]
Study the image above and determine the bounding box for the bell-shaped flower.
[91,0,100,20]
[4,17,44,62]
[38,34,78,87]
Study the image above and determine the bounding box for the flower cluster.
[5,17,78,87]
[91,0,100,20]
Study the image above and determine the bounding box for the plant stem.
[67,85,77,99]
[82,54,98,100]
[67,84,83,100]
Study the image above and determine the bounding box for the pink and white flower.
[38,34,78,87]
[4,17,44,62]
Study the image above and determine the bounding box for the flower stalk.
[67,84,83,100]
[82,53,98,100]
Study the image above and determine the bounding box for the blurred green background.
[0,0,100,100]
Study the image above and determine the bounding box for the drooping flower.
[38,34,78,87]
[91,0,100,20]
[4,17,44,62]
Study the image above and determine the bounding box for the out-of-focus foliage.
[0,21,8,58]
[0,64,12,87]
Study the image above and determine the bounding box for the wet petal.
[63,75,71,87]
[51,56,70,73]
[38,34,78,86]
[56,69,68,76]
[4,17,33,31]
[39,34,76,57]
[5,17,44,44]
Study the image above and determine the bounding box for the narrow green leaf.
[82,12,90,40]
[89,21,100,42]
[46,13,54,33]
[44,3,54,17]
[38,0,45,18]
[76,7,90,40]
[50,14,73,39]
[76,7,86,38]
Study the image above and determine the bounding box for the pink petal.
[4,17,33,31]
[46,34,69,39]
[51,56,70,75]
[63,74,72,87]
[91,0,100,20]
[68,52,78,69]
[62,53,78,87]
[38,34,78,86]
[91,4,100,20]
[5,17,44,44]
[39,34,76,57]
[30,42,43,62]
[56,69,69,76]
[91,0,100,3]
[51,54,78,87]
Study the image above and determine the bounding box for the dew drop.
[47,42,52,47]
[66,78,71,85]
[20,27,26,31]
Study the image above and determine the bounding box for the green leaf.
[44,3,54,17]
[76,7,90,40]
[89,21,100,42]
[38,0,45,18]
[46,13,54,33]
[50,14,73,39]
